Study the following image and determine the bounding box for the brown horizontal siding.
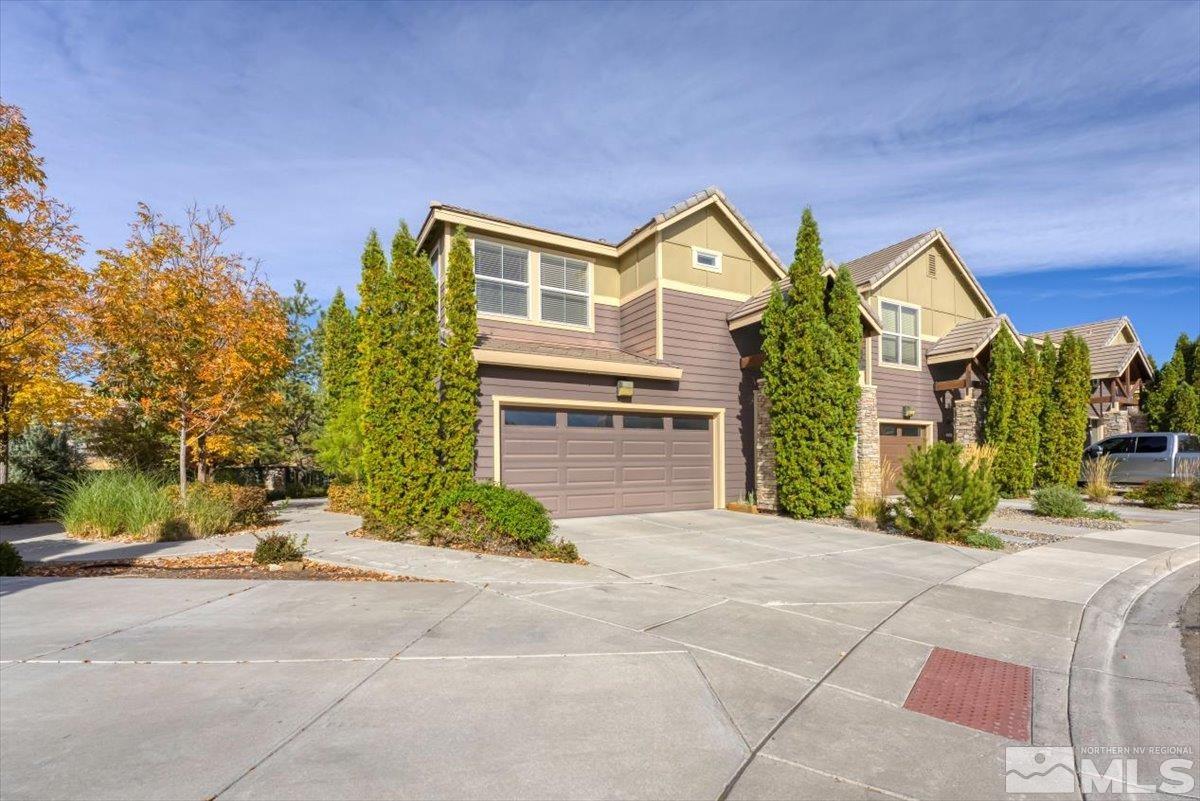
[479,304,619,348]
[873,342,953,440]
[476,288,752,505]
[620,290,657,358]
[661,289,750,502]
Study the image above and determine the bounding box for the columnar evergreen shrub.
[318,288,359,416]
[895,441,999,543]
[761,209,859,517]
[986,334,1041,496]
[1041,332,1092,486]
[439,227,480,487]
[1034,339,1059,486]
[389,224,442,526]
[1145,334,1200,433]
[357,231,400,524]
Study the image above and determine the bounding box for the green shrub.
[252,532,308,564]
[0,483,49,523]
[60,472,176,539]
[437,482,553,546]
[1127,479,1191,510]
[895,442,999,544]
[963,531,1005,550]
[1031,484,1087,518]
[0,541,23,576]
[327,482,363,515]
[196,483,270,526]
[179,490,236,538]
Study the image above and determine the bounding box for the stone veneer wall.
[953,396,980,445]
[1101,408,1131,439]
[1128,411,1149,433]
[753,380,777,512]
[855,385,881,498]
[753,381,881,510]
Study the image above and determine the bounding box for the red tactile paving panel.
[903,647,1032,742]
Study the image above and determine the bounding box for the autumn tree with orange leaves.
[88,204,289,496]
[0,101,88,483]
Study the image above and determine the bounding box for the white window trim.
[538,250,592,329]
[877,297,922,370]
[691,245,723,274]
[473,238,531,321]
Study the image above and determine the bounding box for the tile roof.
[1025,317,1132,351]
[926,316,1013,362]
[431,187,785,274]
[474,336,675,368]
[1088,343,1143,380]
[843,229,940,286]
[726,274,882,332]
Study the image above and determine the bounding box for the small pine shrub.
[253,533,308,564]
[895,442,999,544]
[0,541,23,576]
[0,483,48,524]
[1031,485,1087,518]
[326,482,364,515]
[1127,479,1190,510]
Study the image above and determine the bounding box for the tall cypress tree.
[389,222,441,526]
[440,227,479,486]
[358,230,400,522]
[1034,339,1059,487]
[1044,332,1092,486]
[1011,337,1043,493]
[826,266,862,508]
[314,288,361,482]
[762,208,848,517]
[984,332,1019,493]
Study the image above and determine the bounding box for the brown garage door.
[499,407,714,518]
[880,423,927,494]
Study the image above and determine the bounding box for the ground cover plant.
[1126,479,1196,510]
[1031,484,1121,521]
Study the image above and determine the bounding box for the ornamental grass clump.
[895,441,999,545]
[60,472,176,539]
[1082,455,1116,503]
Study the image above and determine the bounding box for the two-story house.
[415,188,1152,516]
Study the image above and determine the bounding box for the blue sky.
[2,0,1198,361]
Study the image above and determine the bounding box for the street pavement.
[1,500,1197,800]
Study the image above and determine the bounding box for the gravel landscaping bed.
[20,551,426,582]
[990,505,1123,530]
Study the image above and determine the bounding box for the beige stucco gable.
[866,240,991,338]
[656,205,778,297]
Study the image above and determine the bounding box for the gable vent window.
[880,300,920,367]
[539,253,589,327]
[692,246,722,273]
[927,254,937,277]
[474,240,529,318]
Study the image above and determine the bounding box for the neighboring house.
[415,188,1152,516]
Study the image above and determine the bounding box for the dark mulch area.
[21,551,426,582]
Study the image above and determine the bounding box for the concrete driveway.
[2,504,1197,800]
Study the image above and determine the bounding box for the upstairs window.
[540,253,589,327]
[474,240,529,318]
[880,300,920,367]
[692,246,722,273]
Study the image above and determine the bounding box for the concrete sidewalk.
[2,502,1197,800]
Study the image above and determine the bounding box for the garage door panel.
[565,467,617,484]
[621,466,669,483]
[501,408,714,518]
[504,438,561,457]
[622,440,669,457]
[566,440,617,457]
[671,441,710,457]
[502,467,561,486]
